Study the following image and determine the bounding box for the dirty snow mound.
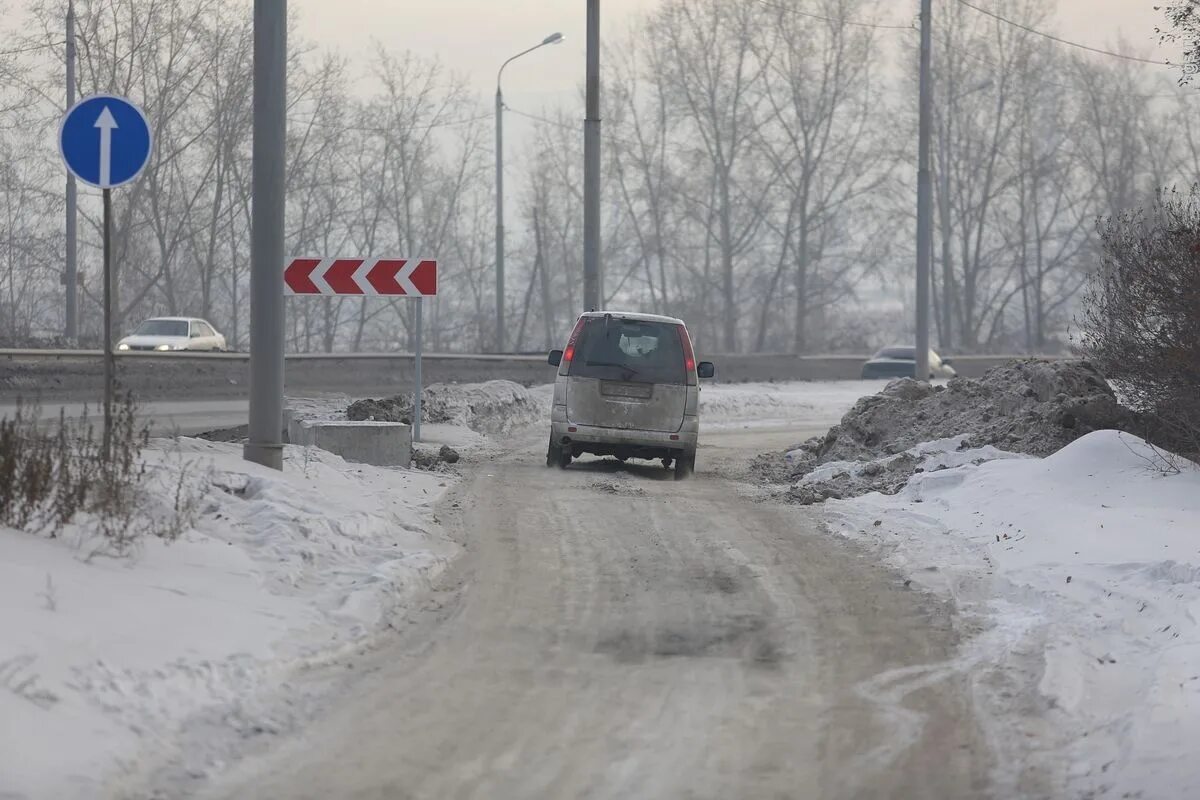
[772,360,1134,501]
[786,436,1028,504]
[346,380,547,434]
[822,431,1200,798]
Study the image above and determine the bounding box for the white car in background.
[117,317,227,352]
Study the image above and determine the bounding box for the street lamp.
[936,78,992,352]
[495,32,563,352]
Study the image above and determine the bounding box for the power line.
[290,112,492,134]
[752,0,914,30]
[954,0,1166,66]
[506,106,706,160]
[0,40,67,57]
[928,31,1177,99]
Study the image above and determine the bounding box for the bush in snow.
[0,396,201,555]
[1080,187,1200,458]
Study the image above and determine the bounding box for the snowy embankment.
[813,431,1200,796]
[747,364,1200,796]
[0,439,458,799]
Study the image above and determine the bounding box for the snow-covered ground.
[0,439,458,799]
[819,431,1200,798]
[0,378,878,798]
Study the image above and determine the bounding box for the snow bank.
[823,430,1200,798]
[786,436,1027,504]
[788,360,1134,479]
[0,439,456,799]
[345,380,546,435]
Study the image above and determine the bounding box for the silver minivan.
[546,311,715,479]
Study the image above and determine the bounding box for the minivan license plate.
[600,381,652,400]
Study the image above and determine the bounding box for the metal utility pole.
[582,0,601,312]
[915,0,933,381]
[64,0,77,343]
[495,32,562,353]
[244,0,287,470]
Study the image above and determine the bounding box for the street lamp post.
[495,32,563,353]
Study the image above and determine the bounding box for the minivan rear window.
[569,317,686,384]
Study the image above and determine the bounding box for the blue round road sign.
[58,94,152,189]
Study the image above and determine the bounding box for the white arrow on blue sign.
[58,94,152,190]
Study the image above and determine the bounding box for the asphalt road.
[186,425,1019,800]
[0,399,254,437]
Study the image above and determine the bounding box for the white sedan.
[117,317,227,352]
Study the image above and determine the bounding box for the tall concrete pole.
[582,0,601,312]
[64,0,78,343]
[244,0,286,470]
[495,85,505,352]
[915,0,933,381]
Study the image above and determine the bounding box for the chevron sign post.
[285,257,438,443]
[284,257,437,296]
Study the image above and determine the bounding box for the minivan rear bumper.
[551,411,698,455]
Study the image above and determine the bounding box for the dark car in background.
[860,346,957,380]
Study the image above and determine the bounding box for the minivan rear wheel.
[674,451,695,481]
[547,437,572,469]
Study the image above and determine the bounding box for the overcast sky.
[291,0,1174,104]
[285,0,1179,156]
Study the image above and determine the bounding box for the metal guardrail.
[0,349,545,363]
[0,348,1061,363]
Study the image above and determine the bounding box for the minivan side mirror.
[548,349,563,367]
[697,361,715,379]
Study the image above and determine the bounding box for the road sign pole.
[413,298,423,443]
[102,188,114,459]
[245,0,287,470]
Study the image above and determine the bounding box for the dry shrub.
[1079,187,1200,459]
[0,394,198,556]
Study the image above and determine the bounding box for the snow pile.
[786,436,1027,504]
[773,360,1134,497]
[823,431,1200,798]
[346,380,547,434]
[0,438,456,799]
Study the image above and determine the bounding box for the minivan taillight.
[561,317,587,374]
[677,325,697,386]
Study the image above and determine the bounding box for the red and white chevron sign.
[284,258,438,296]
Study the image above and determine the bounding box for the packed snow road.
[195,425,1012,800]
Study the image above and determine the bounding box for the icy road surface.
[193,423,1026,800]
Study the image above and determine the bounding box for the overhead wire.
[751,0,914,30]
[0,40,67,57]
[953,0,1167,66]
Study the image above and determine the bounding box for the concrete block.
[296,420,412,468]
[283,407,307,444]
